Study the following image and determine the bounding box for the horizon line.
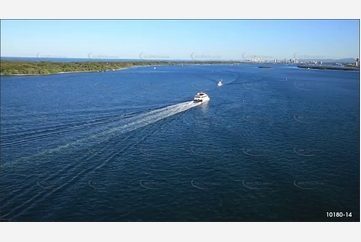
[1,56,359,61]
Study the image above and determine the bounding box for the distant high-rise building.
[356,58,359,67]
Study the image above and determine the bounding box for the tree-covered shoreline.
[2,60,358,76]
[0,60,245,76]
[297,65,360,71]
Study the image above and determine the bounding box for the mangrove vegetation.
[0,60,244,76]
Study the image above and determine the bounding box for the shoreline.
[297,65,360,71]
[2,60,359,76]
[0,67,131,77]
[0,61,246,76]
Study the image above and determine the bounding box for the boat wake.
[95,100,200,139]
[2,100,201,168]
[0,99,204,219]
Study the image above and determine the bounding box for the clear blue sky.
[1,20,359,60]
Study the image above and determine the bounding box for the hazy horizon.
[0,56,359,62]
[1,20,359,60]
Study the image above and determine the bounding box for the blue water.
[1,64,359,221]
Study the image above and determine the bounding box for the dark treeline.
[297,65,360,71]
[0,60,245,75]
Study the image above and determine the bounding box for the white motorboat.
[193,92,210,103]
[217,80,223,86]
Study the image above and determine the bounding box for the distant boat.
[217,80,223,86]
[154,67,156,70]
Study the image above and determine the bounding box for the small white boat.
[217,80,223,86]
[193,92,210,103]
[154,67,156,70]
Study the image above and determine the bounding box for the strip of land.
[1,60,358,76]
[297,65,359,71]
[0,60,246,76]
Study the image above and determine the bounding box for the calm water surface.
[1,64,359,221]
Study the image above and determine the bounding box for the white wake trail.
[94,101,200,140]
[120,101,198,131]
[3,101,202,168]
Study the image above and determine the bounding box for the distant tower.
[356,58,359,67]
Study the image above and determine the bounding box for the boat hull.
[193,97,210,103]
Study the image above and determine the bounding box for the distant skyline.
[1,20,359,60]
